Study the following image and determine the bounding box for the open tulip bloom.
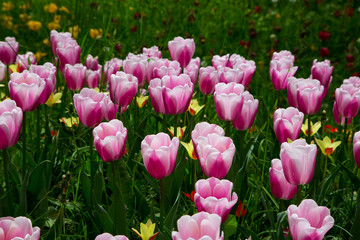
[273,107,304,143]
[0,216,40,240]
[29,63,57,105]
[272,50,295,63]
[287,199,334,240]
[334,83,360,119]
[95,233,129,240]
[168,36,195,68]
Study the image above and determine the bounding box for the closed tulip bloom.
[57,43,81,71]
[64,64,86,91]
[335,84,360,119]
[269,159,297,200]
[109,71,138,107]
[198,66,218,95]
[353,131,360,168]
[73,88,106,127]
[311,59,333,88]
[196,133,235,179]
[270,58,298,90]
[183,57,200,84]
[287,77,302,108]
[287,199,334,240]
[194,177,238,222]
[332,101,351,126]
[0,37,19,65]
[214,82,244,121]
[50,30,72,57]
[93,119,127,162]
[212,54,229,69]
[85,54,100,70]
[273,107,304,143]
[172,212,224,240]
[168,36,195,68]
[103,95,120,121]
[16,52,37,72]
[191,122,225,159]
[151,59,182,80]
[0,100,23,149]
[141,132,179,179]
[29,63,57,104]
[9,71,45,111]
[217,66,243,84]
[142,45,162,58]
[123,57,147,87]
[104,58,123,83]
[280,139,317,185]
[0,61,5,81]
[232,91,258,131]
[233,60,256,87]
[272,50,295,63]
[343,76,360,87]
[0,216,40,240]
[148,74,193,115]
[95,233,128,240]
[86,68,101,88]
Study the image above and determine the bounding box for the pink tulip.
[86,68,101,88]
[123,57,147,87]
[217,66,243,84]
[212,54,229,69]
[183,57,200,84]
[273,107,304,143]
[272,50,295,63]
[168,36,195,68]
[0,216,40,240]
[343,76,360,87]
[50,30,72,57]
[172,212,224,240]
[196,133,235,179]
[85,54,100,70]
[0,100,23,149]
[191,122,225,160]
[335,83,360,119]
[150,59,182,80]
[214,82,244,121]
[233,60,256,87]
[9,71,45,111]
[194,177,238,222]
[310,59,333,88]
[269,159,297,200]
[29,63,57,104]
[73,88,106,127]
[64,64,86,91]
[287,77,302,108]
[198,66,218,95]
[142,45,162,58]
[104,58,123,83]
[280,139,317,185]
[287,199,334,240]
[103,95,121,121]
[353,131,360,168]
[0,37,19,65]
[148,74,193,115]
[57,42,81,71]
[95,233,129,240]
[232,91,258,131]
[287,78,324,115]
[93,119,127,162]
[228,54,247,67]
[0,61,5,81]
[109,71,138,107]
[141,132,179,179]
[333,101,351,126]
[16,52,37,72]
[270,58,298,90]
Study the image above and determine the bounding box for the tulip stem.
[343,118,348,150]
[3,149,10,192]
[307,115,311,143]
[297,185,303,204]
[323,156,328,181]
[174,114,178,138]
[160,178,165,232]
[89,130,95,209]
[162,114,167,132]
[36,107,41,162]
[225,121,231,137]
[22,111,27,177]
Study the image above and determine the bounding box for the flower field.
[0,0,360,239]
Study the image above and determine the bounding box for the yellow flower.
[188,99,205,116]
[46,92,62,107]
[44,3,58,13]
[27,20,42,31]
[89,28,103,39]
[19,13,30,22]
[20,3,30,10]
[2,2,13,11]
[180,140,197,160]
[275,13,280,19]
[59,117,79,128]
[35,52,47,62]
[136,95,149,108]
[301,119,321,137]
[69,25,80,39]
[315,136,341,156]
[59,6,70,14]
[53,15,61,24]
[168,126,186,140]
[132,219,159,240]
[48,22,60,30]
[43,38,51,47]
[8,64,20,73]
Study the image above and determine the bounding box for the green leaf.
[224,214,237,239]
[164,190,181,232]
[350,190,360,239]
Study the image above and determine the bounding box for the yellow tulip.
[315,136,341,156]
[132,219,159,240]
[301,119,321,137]
[180,140,197,160]
[188,98,205,116]
[168,126,186,140]
[59,117,79,128]
[136,95,149,108]
[46,92,62,107]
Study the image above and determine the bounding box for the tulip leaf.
[316,165,341,204]
[224,214,237,239]
[237,225,261,240]
[350,190,360,239]
[80,168,91,206]
[93,197,114,233]
[276,211,287,240]
[164,189,181,233]
[339,162,360,189]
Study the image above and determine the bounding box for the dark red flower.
[235,200,247,217]
[320,47,330,57]
[346,54,354,62]
[318,31,330,41]
[239,40,247,47]
[184,190,195,202]
[254,6,262,14]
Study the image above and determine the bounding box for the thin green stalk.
[160,178,165,232]
[111,162,119,234]
[89,131,95,208]
[323,156,328,181]
[162,114,167,132]
[307,115,311,143]
[5,65,9,97]
[3,149,9,190]
[174,114,178,138]
[117,104,122,120]
[225,121,231,137]
[297,185,303,205]
[343,118,348,150]
[36,107,41,162]
[22,111,27,177]
[202,94,208,119]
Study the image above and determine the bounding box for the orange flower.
[44,3,58,13]
[89,28,103,39]
[69,25,80,39]
[184,190,195,202]
[48,22,60,30]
